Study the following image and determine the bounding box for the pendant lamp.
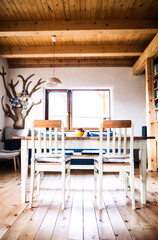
[46,36,62,87]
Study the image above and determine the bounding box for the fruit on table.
[75,128,85,137]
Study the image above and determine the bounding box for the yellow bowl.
[75,128,85,137]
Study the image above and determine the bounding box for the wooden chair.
[29,120,71,209]
[94,120,135,210]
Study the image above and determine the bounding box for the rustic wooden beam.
[0,45,143,58]
[145,58,157,171]
[0,19,158,36]
[8,58,136,68]
[133,34,158,75]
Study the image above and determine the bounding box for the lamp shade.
[46,77,62,87]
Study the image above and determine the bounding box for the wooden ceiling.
[0,0,158,73]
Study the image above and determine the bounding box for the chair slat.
[38,128,41,155]
[123,128,127,155]
[44,128,46,154]
[107,128,110,154]
[99,122,103,158]
[55,128,58,155]
[31,124,35,159]
[61,121,65,159]
[49,127,52,155]
[112,128,116,154]
[118,128,121,155]
[130,123,134,159]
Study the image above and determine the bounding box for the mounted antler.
[8,79,19,98]
[0,66,45,129]
[29,78,45,95]
[18,74,35,91]
[1,96,16,121]
[0,66,13,99]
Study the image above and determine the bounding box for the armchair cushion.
[5,127,30,139]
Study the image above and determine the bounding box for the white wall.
[8,67,146,136]
[0,58,8,140]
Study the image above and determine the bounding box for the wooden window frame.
[45,89,111,131]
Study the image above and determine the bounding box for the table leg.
[21,140,28,203]
[140,141,147,204]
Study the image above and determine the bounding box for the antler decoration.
[0,66,45,129]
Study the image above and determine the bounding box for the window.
[46,89,111,130]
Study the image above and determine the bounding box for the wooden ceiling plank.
[8,58,135,68]
[13,0,31,20]
[51,0,62,20]
[28,0,41,20]
[95,0,103,19]
[133,33,158,75]
[90,0,96,20]
[0,19,158,37]
[62,0,71,20]
[0,44,143,58]
[85,0,92,20]
[70,0,77,20]
[0,5,12,21]
[57,0,66,20]
[40,0,54,21]
[9,0,24,20]
[35,0,48,20]
[0,0,17,21]
[81,0,86,20]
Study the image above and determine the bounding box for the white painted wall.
[0,58,8,140]
[8,67,146,136]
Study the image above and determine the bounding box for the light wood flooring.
[0,161,158,240]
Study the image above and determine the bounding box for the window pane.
[72,91,110,128]
[48,92,67,126]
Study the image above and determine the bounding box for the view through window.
[46,89,110,130]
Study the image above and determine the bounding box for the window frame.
[45,89,111,131]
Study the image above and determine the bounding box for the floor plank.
[0,164,158,240]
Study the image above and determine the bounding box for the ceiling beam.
[0,45,143,58]
[133,34,158,75]
[0,19,158,36]
[8,58,136,68]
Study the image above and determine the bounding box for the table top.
[13,136,155,140]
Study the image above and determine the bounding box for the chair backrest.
[99,120,134,159]
[31,120,65,159]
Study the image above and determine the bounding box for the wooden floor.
[0,161,158,240]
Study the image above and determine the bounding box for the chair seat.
[0,149,21,154]
[0,150,20,159]
[94,156,130,163]
[35,156,71,163]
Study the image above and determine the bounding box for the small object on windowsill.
[75,128,85,137]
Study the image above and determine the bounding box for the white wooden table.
[18,136,151,205]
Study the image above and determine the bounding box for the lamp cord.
[53,41,55,77]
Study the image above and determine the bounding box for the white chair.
[94,120,135,210]
[29,120,71,209]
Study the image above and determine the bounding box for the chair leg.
[124,172,128,197]
[61,166,66,210]
[94,162,97,197]
[98,167,103,209]
[130,161,135,210]
[13,157,17,171]
[41,171,44,180]
[37,172,41,195]
[17,156,20,169]
[29,160,35,208]
[67,164,71,197]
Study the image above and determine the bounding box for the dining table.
[13,135,154,205]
